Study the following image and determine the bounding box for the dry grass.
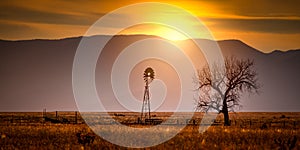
[0,112,299,149]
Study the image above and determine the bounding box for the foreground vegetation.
[0,112,299,149]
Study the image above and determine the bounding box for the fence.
[0,110,83,126]
[0,111,299,129]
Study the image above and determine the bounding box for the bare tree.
[196,56,259,126]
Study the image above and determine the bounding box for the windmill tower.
[141,67,155,123]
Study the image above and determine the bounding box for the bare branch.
[195,56,260,126]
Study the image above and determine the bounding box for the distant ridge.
[0,35,299,112]
[1,35,298,54]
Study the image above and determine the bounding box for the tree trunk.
[222,99,230,126]
[223,109,230,126]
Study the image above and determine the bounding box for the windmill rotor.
[143,67,155,84]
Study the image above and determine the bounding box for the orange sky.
[0,0,300,52]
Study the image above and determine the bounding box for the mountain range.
[0,35,299,112]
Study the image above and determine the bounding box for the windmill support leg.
[141,84,151,123]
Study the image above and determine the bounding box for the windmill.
[140,67,155,123]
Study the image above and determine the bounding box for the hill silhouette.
[0,35,299,112]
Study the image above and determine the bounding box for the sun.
[118,24,190,41]
[154,25,189,41]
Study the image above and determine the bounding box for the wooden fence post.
[43,108,46,118]
[75,111,78,124]
[56,111,58,120]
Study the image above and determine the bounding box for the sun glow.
[119,24,190,41]
[154,26,189,41]
[104,3,215,41]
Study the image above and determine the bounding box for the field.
[0,112,300,149]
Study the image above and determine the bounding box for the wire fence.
[0,111,299,129]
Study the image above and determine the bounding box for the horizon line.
[1,34,300,53]
[1,110,300,113]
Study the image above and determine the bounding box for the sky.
[0,0,300,53]
[1,1,300,112]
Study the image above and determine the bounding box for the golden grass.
[0,112,299,149]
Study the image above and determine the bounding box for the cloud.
[0,5,99,26]
[202,0,300,18]
[203,17,300,34]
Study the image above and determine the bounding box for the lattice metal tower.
[141,67,155,123]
